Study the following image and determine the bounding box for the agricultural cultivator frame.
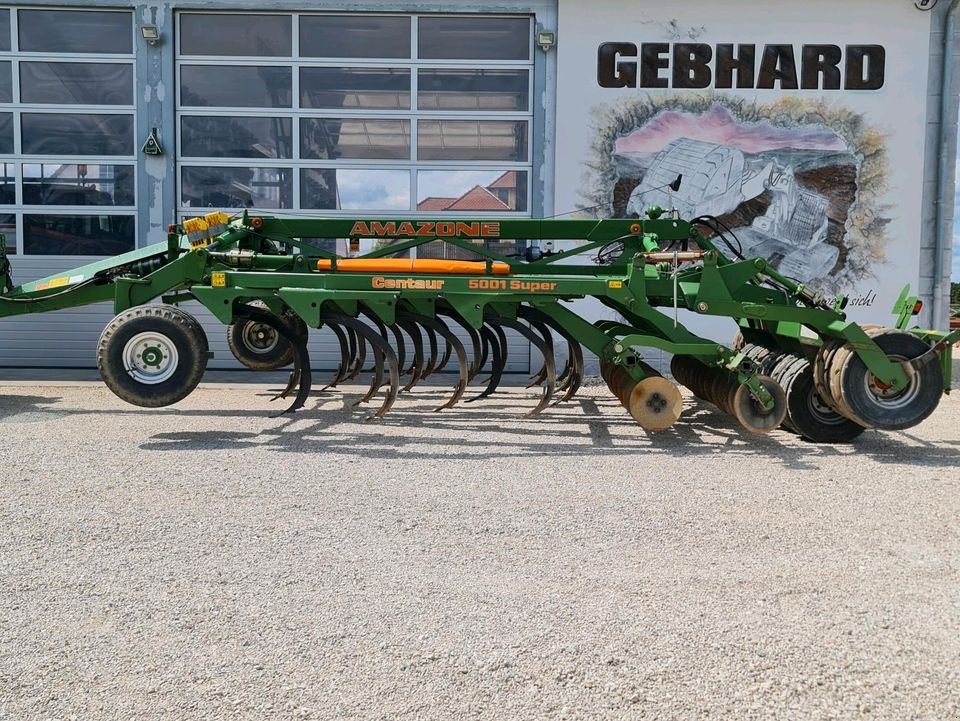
[1,208,956,442]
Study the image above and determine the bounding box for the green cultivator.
[1,209,956,441]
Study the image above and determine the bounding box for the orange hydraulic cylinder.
[316,258,511,275]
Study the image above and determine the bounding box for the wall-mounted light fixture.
[537,31,556,52]
[140,25,161,45]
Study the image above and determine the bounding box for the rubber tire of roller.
[781,361,866,443]
[227,301,308,371]
[731,375,788,434]
[98,305,208,408]
[832,331,943,431]
[627,375,683,431]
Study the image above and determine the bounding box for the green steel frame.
[1,213,957,411]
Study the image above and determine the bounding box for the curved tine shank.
[418,321,439,380]
[343,326,366,382]
[322,322,350,391]
[327,313,400,419]
[466,322,506,402]
[522,307,584,403]
[494,317,556,417]
[476,326,491,378]
[438,308,483,381]
[408,314,469,411]
[237,305,313,414]
[523,316,554,388]
[362,310,397,384]
[396,318,425,391]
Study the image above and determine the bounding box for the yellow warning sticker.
[48,277,69,288]
[608,280,623,289]
[211,272,227,288]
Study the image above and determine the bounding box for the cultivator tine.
[524,316,554,389]
[492,317,556,417]
[396,318,425,391]
[344,326,366,382]
[466,324,504,403]
[407,313,469,411]
[236,304,312,414]
[439,309,483,380]
[521,308,585,404]
[419,321,439,380]
[325,312,399,419]
[321,322,350,392]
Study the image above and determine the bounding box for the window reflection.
[300,118,409,160]
[181,166,292,209]
[417,170,527,212]
[22,164,134,206]
[418,17,530,60]
[417,69,529,111]
[181,116,293,159]
[0,164,13,204]
[21,114,134,156]
[417,120,528,162]
[300,15,410,58]
[0,62,10,104]
[180,14,292,57]
[18,10,132,54]
[300,67,410,109]
[301,168,410,211]
[20,63,133,105]
[0,214,17,255]
[23,214,135,255]
[180,66,292,108]
[0,113,12,154]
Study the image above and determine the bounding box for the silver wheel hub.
[242,321,280,354]
[863,355,919,411]
[123,331,179,385]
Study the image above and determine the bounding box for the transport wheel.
[831,331,943,431]
[98,305,208,408]
[780,361,866,443]
[627,375,683,431]
[731,376,787,434]
[227,301,308,371]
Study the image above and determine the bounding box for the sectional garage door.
[1,8,536,371]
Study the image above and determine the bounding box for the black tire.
[833,331,944,431]
[780,360,866,443]
[97,305,208,408]
[227,301,309,371]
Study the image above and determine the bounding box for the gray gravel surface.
[1,374,959,721]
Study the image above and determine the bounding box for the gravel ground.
[1,369,959,721]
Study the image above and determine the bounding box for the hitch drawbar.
[1,210,956,442]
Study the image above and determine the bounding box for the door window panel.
[0,214,15,254]
[181,166,293,209]
[300,15,410,58]
[181,116,292,159]
[417,170,527,212]
[23,214,135,255]
[417,120,528,162]
[0,163,13,204]
[418,17,530,60]
[21,114,134,156]
[180,65,292,108]
[0,112,11,154]
[0,62,11,104]
[18,10,132,54]
[22,164,134,206]
[301,169,410,211]
[179,14,291,57]
[417,69,529,111]
[0,10,10,52]
[300,67,410,110]
[300,118,409,160]
[20,63,133,105]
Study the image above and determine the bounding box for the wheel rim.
[242,321,281,355]
[807,389,848,426]
[862,354,921,412]
[123,331,179,385]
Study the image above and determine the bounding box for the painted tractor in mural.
[627,138,837,282]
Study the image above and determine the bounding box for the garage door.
[0,7,136,367]
[175,11,535,372]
